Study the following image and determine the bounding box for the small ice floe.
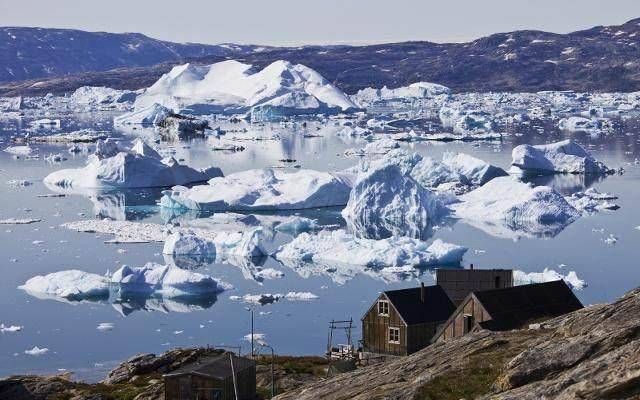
[157,114,209,141]
[420,132,503,142]
[0,218,41,224]
[30,118,61,128]
[274,230,467,268]
[603,234,618,245]
[511,139,611,175]
[114,103,172,125]
[232,291,318,305]
[566,188,620,213]
[345,138,399,157]
[44,138,222,190]
[254,268,285,279]
[284,291,319,301]
[24,346,49,356]
[62,219,167,243]
[0,324,23,333]
[336,126,372,137]
[18,270,110,301]
[96,322,115,331]
[160,169,352,211]
[558,116,612,135]
[211,143,245,152]
[4,145,34,156]
[44,153,67,163]
[274,217,320,234]
[25,129,107,144]
[6,179,33,187]
[514,268,586,290]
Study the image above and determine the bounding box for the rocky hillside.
[0,27,260,82]
[2,18,640,95]
[276,287,640,400]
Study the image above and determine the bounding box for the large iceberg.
[132,60,360,120]
[160,168,352,211]
[353,82,451,106]
[44,138,222,189]
[163,229,267,258]
[70,86,137,106]
[511,139,611,175]
[274,229,467,268]
[452,176,580,230]
[342,161,447,239]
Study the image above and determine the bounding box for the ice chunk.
[96,322,115,331]
[342,162,447,239]
[44,138,222,189]
[453,176,580,229]
[25,346,49,356]
[514,268,586,290]
[0,324,23,333]
[274,230,467,268]
[254,268,285,279]
[162,229,267,258]
[157,114,209,141]
[511,139,611,175]
[0,218,41,224]
[441,152,508,186]
[18,270,110,300]
[566,188,620,213]
[114,103,172,125]
[353,82,451,106]
[558,116,612,134]
[160,168,351,211]
[4,145,33,156]
[274,217,320,233]
[110,263,225,297]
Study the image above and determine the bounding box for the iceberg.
[160,168,352,211]
[441,152,508,186]
[273,229,467,268]
[157,114,209,141]
[558,116,612,134]
[19,270,110,301]
[114,103,172,125]
[44,138,222,189]
[566,188,620,213]
[452,176,580,229]
[514,268,586,290]
[133,60,360,120]
[342,161,447,239]
[4,145,34,156]
[110,263,225,298]
[70,86,137,106]
[353,82,451,106]
[162,229,267,258]
[511,139,611,175]
[274,217,320,233]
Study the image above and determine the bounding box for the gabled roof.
[383,285,456,325]
[473,280,583,331]
[164,352,255,379]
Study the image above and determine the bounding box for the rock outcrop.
[275,287,640,400]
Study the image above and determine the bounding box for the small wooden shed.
[164,353,256,400]
[432,280,583,343]
[361,283,455,356]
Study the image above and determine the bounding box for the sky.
[1,0,639,46]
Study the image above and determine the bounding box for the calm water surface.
[0,111,639,380]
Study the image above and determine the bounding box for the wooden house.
[436,267,513,305]
[164,352,256,400]
[432,280,583,343]
[361,283,456,356]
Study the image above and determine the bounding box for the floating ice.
[18,270,110,301]
[71,86,137,106]
[566,188,620,213]
[162,229,267,258]
[452,176,580,234]
[558,116,612,134]
[254,268,285,279]
[25,346,49,356]
[114,103,172,125]
[96,322,115,331]
[44,138,222,189]
[133,60,359,120]
[160,168,351,211]
[274,217,320,233]
[514,268,586,290]
[157,114,209,141]
[4,145,33,156]
[353,82,451,106]
[0,324,22,333]
[274,230,467,268]
[511,139,611,175]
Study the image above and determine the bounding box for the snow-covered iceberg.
[114,103,172,125]
[163,229,267,258]
[71,86,137,106]
[511,139,611,175]
[342,161,447,239]
[44,138,222,189]
[452,176,580,233]
[160,168,352,211]
[353,82,451,105]
[19,270,109,301]
[273,229,467,268]
[514,268,586,290]
[133,60,360,120]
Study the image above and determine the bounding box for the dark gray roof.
[474,280,583,331]
[165,352,255,379]
[384,285,456,325]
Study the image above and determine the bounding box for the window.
[495,276,501,288]
[463,314,474,334]
[389,327,400,344]
[378,300,389,316]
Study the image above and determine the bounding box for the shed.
[164,352,256,400]
[433,280,583,343]
[361,283,455,356]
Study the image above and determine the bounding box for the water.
[0,111,639,381]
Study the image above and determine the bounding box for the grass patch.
[257,355,328,376]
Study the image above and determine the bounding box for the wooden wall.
[436,269,513,305]
[164,365,256,400]
[362,294,408,356]
[435,295,491,342]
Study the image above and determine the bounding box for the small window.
[389,327,400,344]
[378,300,389,316]
[495,276,501,288]
[463,314,474,334]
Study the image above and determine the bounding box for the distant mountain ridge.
[1,18,640,95]
[0,27,262,82]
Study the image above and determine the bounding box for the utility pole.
[245,307,254,358]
